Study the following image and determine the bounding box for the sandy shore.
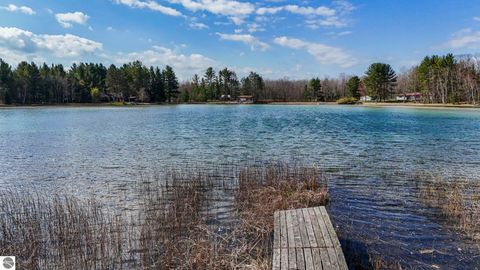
[359,102,480,109]
[269,101,480,109]
[1,101,480,109]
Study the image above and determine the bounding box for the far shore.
[266,101,480,109]
[1,101,480,110]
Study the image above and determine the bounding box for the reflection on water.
[0,105,480,269]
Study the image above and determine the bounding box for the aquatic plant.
[416,173,480,240]
[0,162,329,269]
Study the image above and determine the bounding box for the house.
[358,82,372,102]
[238,95,255,104]
[396,92,422,102]
[360,95,372,102]
[220,94,232,101]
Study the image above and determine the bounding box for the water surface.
[1,105,479,269]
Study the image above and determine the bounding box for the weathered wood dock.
[273,206,348,270]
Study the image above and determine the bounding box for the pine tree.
[163,65,179,103]
[364,63,397,101]
[346,76,361,99]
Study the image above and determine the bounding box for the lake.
[1,104,479,269]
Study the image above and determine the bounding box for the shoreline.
[1,101,480,110]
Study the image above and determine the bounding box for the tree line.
[0,59,179,104]
[1,53,480,105]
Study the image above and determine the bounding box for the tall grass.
[0,192,126,269]
[0,162,329,269]
[416,173,480,240]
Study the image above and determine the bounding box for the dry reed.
[416,173,480,240]
[0,162,330,269]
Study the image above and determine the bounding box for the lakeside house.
[238,95,255,104]
[220,94,232,101]
[100,93,125,102]
[396,92,422,102]
[396,92,433,102]
[360,95,372,102]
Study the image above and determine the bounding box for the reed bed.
[0,162,329,270]
[416,173,480,240]
[233,163,329,268]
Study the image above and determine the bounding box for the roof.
[398,92,422,97]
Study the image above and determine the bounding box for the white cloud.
[306,16,347,29]
[169,0,254,24]
[55,12,90,28]
[116,0,182,16]
[474,17,480,22]
[257,4,335,16]
[247,23,265,33]
[189,22,209,29]
[169,0,254,16]
[112,45,216,78]
[327,30,352,37]
[256,6,283,15]
[273,36,356,67]
[0,4,35,15]
[257,1,353,29]
[0,27,102,59]
[216,33,270,51]
[445,28,480,49]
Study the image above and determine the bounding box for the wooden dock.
[273,206,348,270]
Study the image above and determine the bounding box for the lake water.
[1,105,479,269]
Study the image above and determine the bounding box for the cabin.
[360,95,372,102]
[396,92,422,102]
[127,96,138,103]
[220,94,232,101]
[238,95,255,104]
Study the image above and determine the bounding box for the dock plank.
[274,211,280,249]
[273,207,347,270]
[296,248,306,270]
[273,248,281,270]
[296,209,309,247]
[281,248,288,270]
[302,208,318,248]
[291,210,303,248]
[319,207,348,270]
[280,211,288,248]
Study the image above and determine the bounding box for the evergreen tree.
[364,63,397,101]
[308,77,322,101]
[0,59,13,104]
[163,65,179,103]
[241,72,264,99]
[346,76,361,99]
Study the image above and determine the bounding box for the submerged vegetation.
[0,163,329,269]
[416,174,480,240]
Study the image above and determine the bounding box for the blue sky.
[0,0,479,80]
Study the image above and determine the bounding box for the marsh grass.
[416,173,480,240]
[0,192,126,269]
[0,162,329,269]
[231,163,329,269]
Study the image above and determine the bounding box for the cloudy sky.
[0,0,479,80]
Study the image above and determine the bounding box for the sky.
[0,0,480,80]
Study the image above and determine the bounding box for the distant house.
[220,94,232,101]
[238,95,255,104]
[396,92,422,102]
[360,95,372,102]
[358,82,371,102]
